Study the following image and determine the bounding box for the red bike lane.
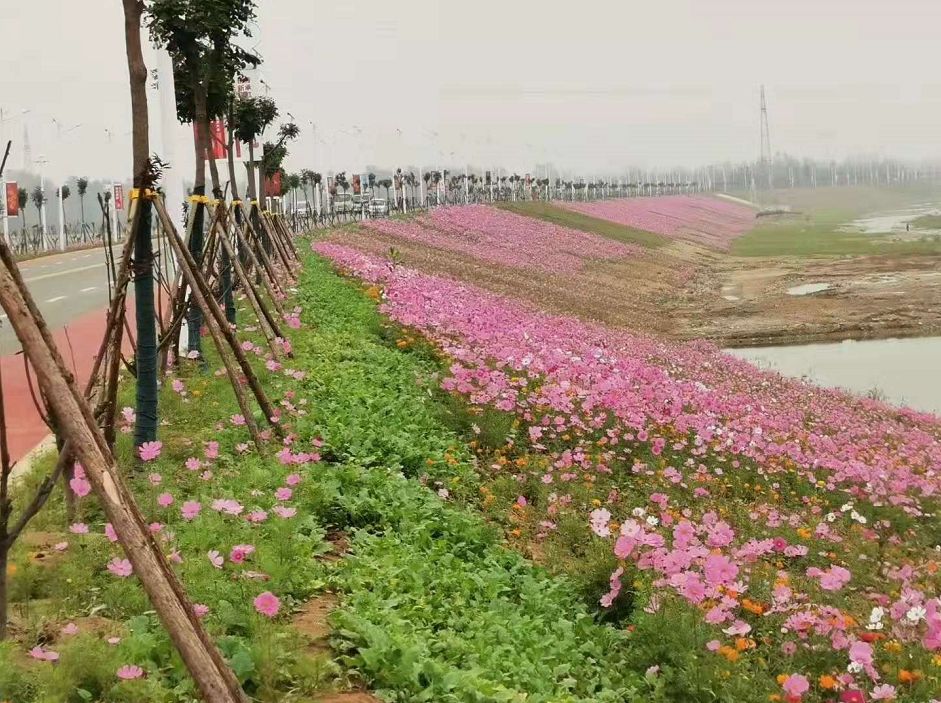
[2,303,135,464]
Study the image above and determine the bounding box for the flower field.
[314,241,941,703]
[562,196,756,249]
[362,204,640,273]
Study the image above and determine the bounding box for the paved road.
[1,245,125,355]
[0,243,133,463]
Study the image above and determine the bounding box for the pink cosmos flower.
[204,441,219,460]
[208,550,224,569]
[246,510,268,523]
[69,522,89,534]
[780,674,809,698]
[275,487,292,501]
[138,441,162,462]
[107,558,133,578]
[871,685,897,701]
[157,492,174,508]
[148,473,162,485]
[193,603,210,618]
[185,457,202,471]
[272,505,296,519]
[285,473,302,486]
[231,414,246,426]
[236,443,250,454]
[181,501,201,521]
[69,475,91,498]
[105,522,118,542]
[589,508,612,537]
[211,499,244,515]
[706,639,721,651]
[116,665,144,680]
[107,637,122,646]
[229,544,256,564]
[29,646,60,662]
[253,591,280,617]
[54,542,68,551]
[61,622,79,636]
[121,407,135,423]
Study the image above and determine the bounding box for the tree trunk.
[188,76,209,357]
[123,0,157,447]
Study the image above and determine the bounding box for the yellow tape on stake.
[129,188,156,200]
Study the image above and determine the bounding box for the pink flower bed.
[361,204,639,273]
[563,196,755,249]
[315,240,941,699]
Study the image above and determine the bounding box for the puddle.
[727,336,941,416]
[844,204,941,234]
[787,282,831,296]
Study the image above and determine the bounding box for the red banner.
[5,181,18,217]
[114,184,124,211]
[264,171,282,198]
[210,119,227,160]
[352,174,362,195]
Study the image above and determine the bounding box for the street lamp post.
[34,155,48,250]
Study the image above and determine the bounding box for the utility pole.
[35,155,48,250]
[759,85,773,190]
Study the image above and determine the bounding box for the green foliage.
[147,0,260,122]
[232,96,278,145]
[30,184,45,212]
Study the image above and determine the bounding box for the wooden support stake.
[154,199,282,438]
[0,238,247,703]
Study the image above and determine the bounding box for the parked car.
[332,193,355,214]
[368,198,389,216]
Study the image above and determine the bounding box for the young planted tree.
[17,187,27,231]
[76,177,88,237]
[149,0,260,354]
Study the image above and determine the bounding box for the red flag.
[5,181,18,217]
[210,119,227,160]
[263,171,282,198]
[114,184,124,211]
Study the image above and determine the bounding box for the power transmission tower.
[759,85,773,189]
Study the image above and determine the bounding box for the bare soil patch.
[323,226,941,346]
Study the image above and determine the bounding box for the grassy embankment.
[0,252,644,703]
[731,185,941,256]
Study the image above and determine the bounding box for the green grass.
[496,201,668,248]
[730,185,941,256]
[911,213,941,229]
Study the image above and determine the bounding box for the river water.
[726,336,941,417]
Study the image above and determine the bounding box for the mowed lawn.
[497,201,669,248]
[731,184,941,257]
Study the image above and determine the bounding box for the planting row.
[314,241,941,702]
[562,196,755,249]
[362,204,639,273]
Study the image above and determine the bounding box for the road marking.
[46,296,66,303]
[23,262,102,284]
[81,286,97,293]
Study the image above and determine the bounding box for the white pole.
[39,160,47,250]
[1,179,7,244]
[418,167,424,207]
[154,43,184,232]
[58,185,66,249]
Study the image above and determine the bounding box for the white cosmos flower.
[906,605,927,623]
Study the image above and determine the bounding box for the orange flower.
[796,527,812,539]
[509,528,521,538]
[742,598,765,615]
[884,640,903,653]
[898,669,922,684]
[818,674,838,690]
[718,646,740,663]
[734,637,755,652]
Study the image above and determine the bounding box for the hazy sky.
[3,0,941,183]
